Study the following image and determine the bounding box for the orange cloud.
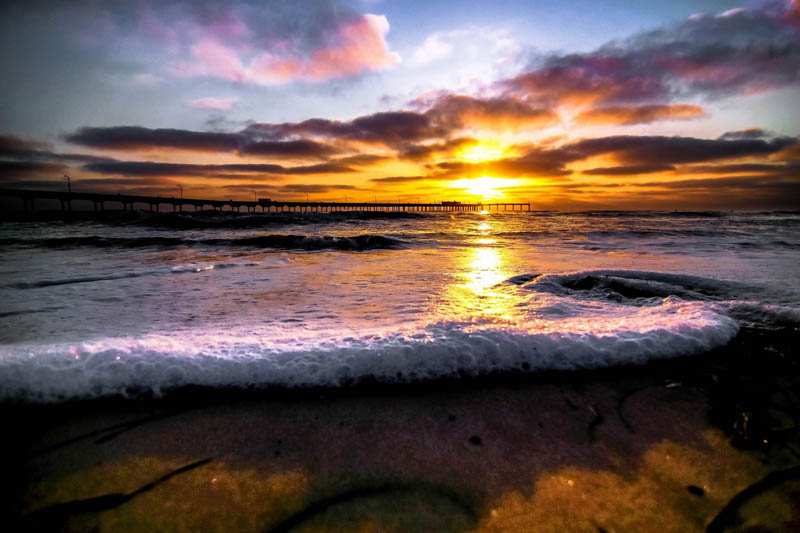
[576,104,705,126]
[425,94,559,131]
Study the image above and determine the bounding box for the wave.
[496,228,722,239]
[0,317,738,402]
[0,234,404,251]
[0,210,428,228]
[513,270,744,299]
[7,262,245,290]
[6,269,792,402]
[509,270,800,323]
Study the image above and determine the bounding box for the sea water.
[1,210,798,401]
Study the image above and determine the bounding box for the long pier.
[0,188,531,213]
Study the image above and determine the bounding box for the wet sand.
[5,326,800,532]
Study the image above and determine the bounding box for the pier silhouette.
[0,188,531,213]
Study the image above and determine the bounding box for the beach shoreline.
[4,325,799,531]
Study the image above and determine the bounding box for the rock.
[687,485,705,497]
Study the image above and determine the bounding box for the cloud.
[501,2,800,108]
[83,160,355,178]
[333,154,390,167]
[239,139,340,158]
[0,161,68,180]
[423,94,559,131]
[245,111,442,146]
[583,164,675,175]
[575,104,705,126]
[65,126,340,160]
[432,147,574,179]
[681,162,795,174]
[66,126,243,152]
[65,93,557,161]
[562,134,798,165]
[370,175,430,184]
[0,133,113,164]
[411,33,454,65]
[174,13,399,85]
[245,94,557,149]
[632,175,800,205]
[0,134,49,156]
[189,97,238,110]
[399,138,476,161]
[280,184,358,193]
[427,133,799,180]
[718,128,771,140]
[15,1,401,87]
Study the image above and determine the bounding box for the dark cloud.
[239,139,339,158]
[681,162,797,174]
[66,117,440,155]
[65,126,348,160]
[370,176,429,184]
[0,134,49,156]
[428,134,799,180]
[281,184,358,193]
[562,135,798,165]
[630,174,800,208]
[399,138,475,161]
[637,175,799,190]
[73,177,172,189]
[245,111,443,146]
[245,95,557,150]
[1,133,112,164]
[502,3,800,107]
[718,128,772,141]
[488,150,575,177]
[84,160,354,178]
[0,179,68,191]
[583,164,675,175]
[333,154,390,167]
[0,161,67,180]
[66,126,243,152]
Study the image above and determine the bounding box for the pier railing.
[0,188,531,213]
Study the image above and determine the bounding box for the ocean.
[1,210,799,401]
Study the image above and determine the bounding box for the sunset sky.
[1,0,799,209]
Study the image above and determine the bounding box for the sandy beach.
[4,326,798,532]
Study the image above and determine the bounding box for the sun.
[450,176,519,200]
[458,140,506,163]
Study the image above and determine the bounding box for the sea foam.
[0,270,756,402]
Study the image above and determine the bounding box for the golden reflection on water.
[437,217,527,325]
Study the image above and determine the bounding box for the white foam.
[0,271,743,401]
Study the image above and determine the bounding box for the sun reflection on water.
[436,218,527,324]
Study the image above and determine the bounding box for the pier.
[0,188,531,213]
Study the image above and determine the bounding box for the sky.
[1,0,799,210]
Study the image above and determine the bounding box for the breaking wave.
[4,269,795,402]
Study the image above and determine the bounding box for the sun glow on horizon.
[457,140,507,163]
[450,176,520,200]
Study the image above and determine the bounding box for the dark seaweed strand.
[265,482,477,533]
[21,457,214,530]
[706,464,800,532]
